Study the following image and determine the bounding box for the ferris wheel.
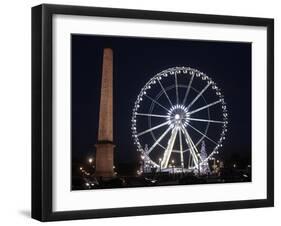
[131,67,228,171]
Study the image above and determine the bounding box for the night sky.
[71,34,251,166]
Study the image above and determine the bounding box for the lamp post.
[88,157,95,174]
[159,158,162,173]
[148,160,151,173]
[171,159,175,175]
[141,155,145,175]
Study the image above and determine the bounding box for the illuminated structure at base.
[95,48,115,177]
[199,140,211,174]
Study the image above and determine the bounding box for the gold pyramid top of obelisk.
[98,48,113,142]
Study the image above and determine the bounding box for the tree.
[200,140,210,174]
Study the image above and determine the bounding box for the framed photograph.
[32,4,274,221]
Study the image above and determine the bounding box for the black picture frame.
[32,4,274,222]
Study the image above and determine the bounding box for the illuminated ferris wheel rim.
[131,66,228,169]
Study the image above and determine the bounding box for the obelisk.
[95,48,115,178]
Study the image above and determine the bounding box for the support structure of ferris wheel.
[131,66,228,172]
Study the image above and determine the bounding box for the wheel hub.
[167,104,189,127]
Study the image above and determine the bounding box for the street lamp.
[87,157,95,175]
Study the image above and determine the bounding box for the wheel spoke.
[172,150,181,153]
[179,128,184,168]
[145,94,170,112]
[182,74,194,105]
[187,117,224,124]
[146,125,172,154]
[186,123,218,145]
[186,83,211,110]
[137,120,170,137]
[136,112,169,118]
[161,126,178,168]
[157,79,173,107]
[185,130,201,158]
[181,126,200,166]
[175,73,179,104]
[188,133,202,166]
[188,99,222,115]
